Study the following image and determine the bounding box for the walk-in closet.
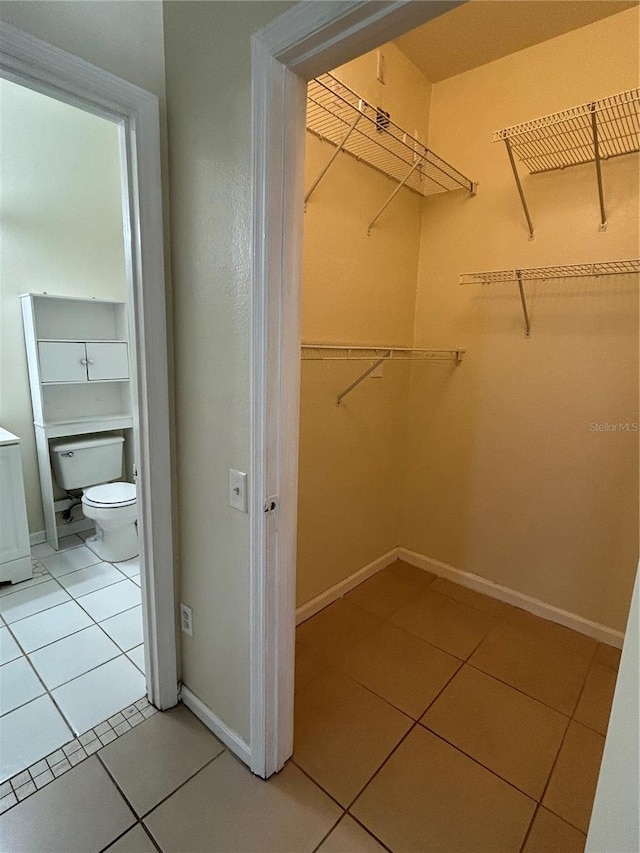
[293,4,639,850]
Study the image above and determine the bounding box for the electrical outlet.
[180,603,193,637]
[229,468,248,513]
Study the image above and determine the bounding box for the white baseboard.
[29,531,47,546]
[30,520,94,547]
[296,548,399,625]
[398,548,624,649]
[180,684,251,766]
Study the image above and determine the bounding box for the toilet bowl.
[81,482,138,563]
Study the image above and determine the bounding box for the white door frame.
[0,23,178,710]
[249,0,465,778]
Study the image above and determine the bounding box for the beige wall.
[297,46,429,605]
[400,9,640,632]
[0,79,126,533]
[163,0,295,741]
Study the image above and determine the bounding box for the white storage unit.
[21,293,135,549]
[0,429,32,584]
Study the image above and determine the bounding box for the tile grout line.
[135,747,228,824]
[297,572,606,846]
[1,548,147,809]
[1,697,157,811]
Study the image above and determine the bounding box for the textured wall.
[400,9,639,631]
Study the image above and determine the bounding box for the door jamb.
[0,23,178,710]
[249,0,465,778]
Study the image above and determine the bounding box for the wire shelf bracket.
[301,344,466,405]
[494,89,640,237]
[460,258,640,337]
[306,73,477,230]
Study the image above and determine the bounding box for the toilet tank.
[50,434,124,490]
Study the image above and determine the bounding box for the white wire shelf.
[460,259,640,337]
[493,89,640,236]
[306,73,477,232]
[301,344,465,361]
[301,344,465,405]
[460,259,640,286]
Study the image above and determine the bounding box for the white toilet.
[50,434,138,562]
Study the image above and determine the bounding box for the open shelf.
[301,344,465,405]
[39,415,134,439]
[306,73,476,232]
[460,258,640,336]
[493,88,640,235]
[301,344,465,361]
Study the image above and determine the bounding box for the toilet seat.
[83,482,136,509]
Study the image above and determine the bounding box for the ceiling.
[394,1,638,83]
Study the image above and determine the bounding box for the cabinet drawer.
[38,341,87,383]
[86,342,129,380]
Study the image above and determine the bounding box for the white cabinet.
[21,293,134,549]
[38,342,87,382]
[38,340,129,382]
[0,429,32,585]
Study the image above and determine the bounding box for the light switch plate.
[229,469,248,513]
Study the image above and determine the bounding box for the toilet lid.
[83,482,136,508]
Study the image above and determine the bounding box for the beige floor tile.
[385,559,435,587]
[429,577,511,616]
[352,726,535,853]
[573,662,618,735]
[523,807,586,853]
[501,608,597,659]
[594,642,621,670]
[105,824,158,852]
[341,622,461,718]
[317,815,386,852]
[0,757,134,852]
[391,587,494,660]
[543,721,605,833]
[99,704,224,816]
[295,642,328,693]
[421,666,568,799]
[470,623,590,715]
[294,669,412,806]
[144,751,341,852]
[345,566,430,618]
[296,600,383,667]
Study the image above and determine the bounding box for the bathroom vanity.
[0,428,32,584]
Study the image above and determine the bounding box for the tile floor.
[0,534,145,789]
[0,559,620,852]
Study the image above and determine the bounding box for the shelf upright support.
[367,154,426,235]
[336,354,389,406]
[305,104,363,205]
[503,138,535,240]
[516,270,532,338]
[590,104,607,231]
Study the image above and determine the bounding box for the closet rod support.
[590,106,607,231]
[336,355,388,405]
[367,154,425,235]
[305,105,363,205]
[504,138,535,240]
[516,271,531,337]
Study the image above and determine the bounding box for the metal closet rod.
[300,344,466,405]
[460,258,640,337]
[493,88,640,238]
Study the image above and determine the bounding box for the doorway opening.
[251,1,639,847]
[0,23,177,799]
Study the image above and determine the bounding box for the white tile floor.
[0,535,146,787]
